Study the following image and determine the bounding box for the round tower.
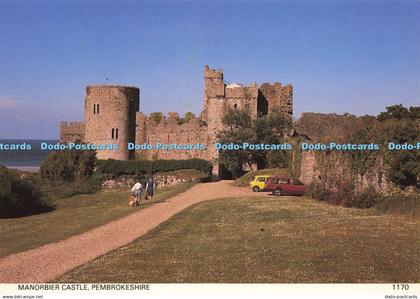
[84,85,140,160]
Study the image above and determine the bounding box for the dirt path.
[0,181,260,283]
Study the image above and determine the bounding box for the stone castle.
[60,65,293,174]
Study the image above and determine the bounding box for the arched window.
[111,128,114,139]
[115,128,118,140]
[234,103,238,109]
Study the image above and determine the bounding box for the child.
[131,181,143,206]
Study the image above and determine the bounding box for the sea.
[0,139,59,172]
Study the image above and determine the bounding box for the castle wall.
[60,65,293,177]
[297,113,390,192]
[300,151,319,184]
[201,65,293,175]
[135,112,208,160]
[226,85,259,116]
[259,83,293,116]
[60,121,85,143]
[84,85,140,160]
[300,150,389,193]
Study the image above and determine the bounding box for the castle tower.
[202,66,227,174]
[202,65,293,176]
[84,85,140,160]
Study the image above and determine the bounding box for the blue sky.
[0,0,419,139]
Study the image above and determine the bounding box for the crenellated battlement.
[60,121,85,143]
[60,121,85,128]
[136,111,203,125]
[204,65,224,81]
[60,65,294,171]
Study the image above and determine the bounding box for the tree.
[0,165,51,218]
[40,149,97,183]
[384,119,419,187]
[216,107,292,177]
[217,108,255,178]
[255,107,292,168]
[377,104,414,121]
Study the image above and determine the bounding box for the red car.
[265,176,307,196]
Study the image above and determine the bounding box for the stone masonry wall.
[135,111,208,160]
[60,121,85,143]
[297,111,391,193]
[259,83,293,116]
[300,150,389,193]
[60,65,294,176]
[84,85,140,160]
[201,65,293,174]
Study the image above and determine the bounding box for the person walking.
[131,181,143,206]
[145,177,154,202]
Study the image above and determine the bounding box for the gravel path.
[0,181,260,283]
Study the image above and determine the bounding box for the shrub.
[96,158,212,178]
[0,165,52,218]
[307,179,380,209]
[40,149,96,183]
[96,159,153,177]
[328,182,356,205]
[39,149,102,198]
[344,186,380,209]
[306,180,330,201]
[176,112,196,125]
[150,112,163,124]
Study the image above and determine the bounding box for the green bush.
[39,149,102,198]
[96,158,212,178]
[40,149,96,183]
[306,180,331,201]
[176,112,196,125]
[329,182,356,205]
[307,180,380,209]
[0,165,52,218]
[344,186,380,209]
[150,112,163,124]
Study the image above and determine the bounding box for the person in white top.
[131,181,143,206]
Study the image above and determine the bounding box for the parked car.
[264,176,307,196]
[249,175,272,192]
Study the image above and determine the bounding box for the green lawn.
[58,196,420,283]
[0,182,194,257]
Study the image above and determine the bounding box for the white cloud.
[0,95,17,109]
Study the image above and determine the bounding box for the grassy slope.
[58,196,420,283]
[0,182,194,257]
[233,168,288,186]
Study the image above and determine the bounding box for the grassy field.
[57,196,420,283]
[233,168,288,187]
[0,182,194,257]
